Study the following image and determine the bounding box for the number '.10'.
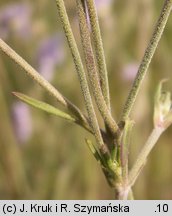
[156,204,168,213]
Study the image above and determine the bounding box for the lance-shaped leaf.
[12,92,76,123]
[85,138,103,164]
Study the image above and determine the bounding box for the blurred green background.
[0,0,172,199]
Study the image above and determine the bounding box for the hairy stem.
[121,0,172,120]
[129,127,164,187]
[0,38,89,131]
[76,0,118,136]
[121,120,134,181]
[86,0,110,110]
[55,0,105,147]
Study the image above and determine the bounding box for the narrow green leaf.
[12,92,76,122]
[85,138,102,163]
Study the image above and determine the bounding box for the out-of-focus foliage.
[0,0,172,199]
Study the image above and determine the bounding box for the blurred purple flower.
[95,0,112,13]
[36,33,65,81]
[121,63,139,82]
[0,3,32,40]
[95,0,112,7]
[12,102,32,144]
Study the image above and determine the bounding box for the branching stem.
[129,127,164,187]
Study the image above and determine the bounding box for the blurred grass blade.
[12,92,76,122]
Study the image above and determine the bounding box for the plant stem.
[76,0,119,136]
[55,0,105,147]
[86,0,110,110]
[121,0,172,120]
[0,38,89,131]
[129,127,164,187]
[121,119,134,181]
[128,189,134,200]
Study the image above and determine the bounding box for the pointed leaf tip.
[12,92,76,122]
